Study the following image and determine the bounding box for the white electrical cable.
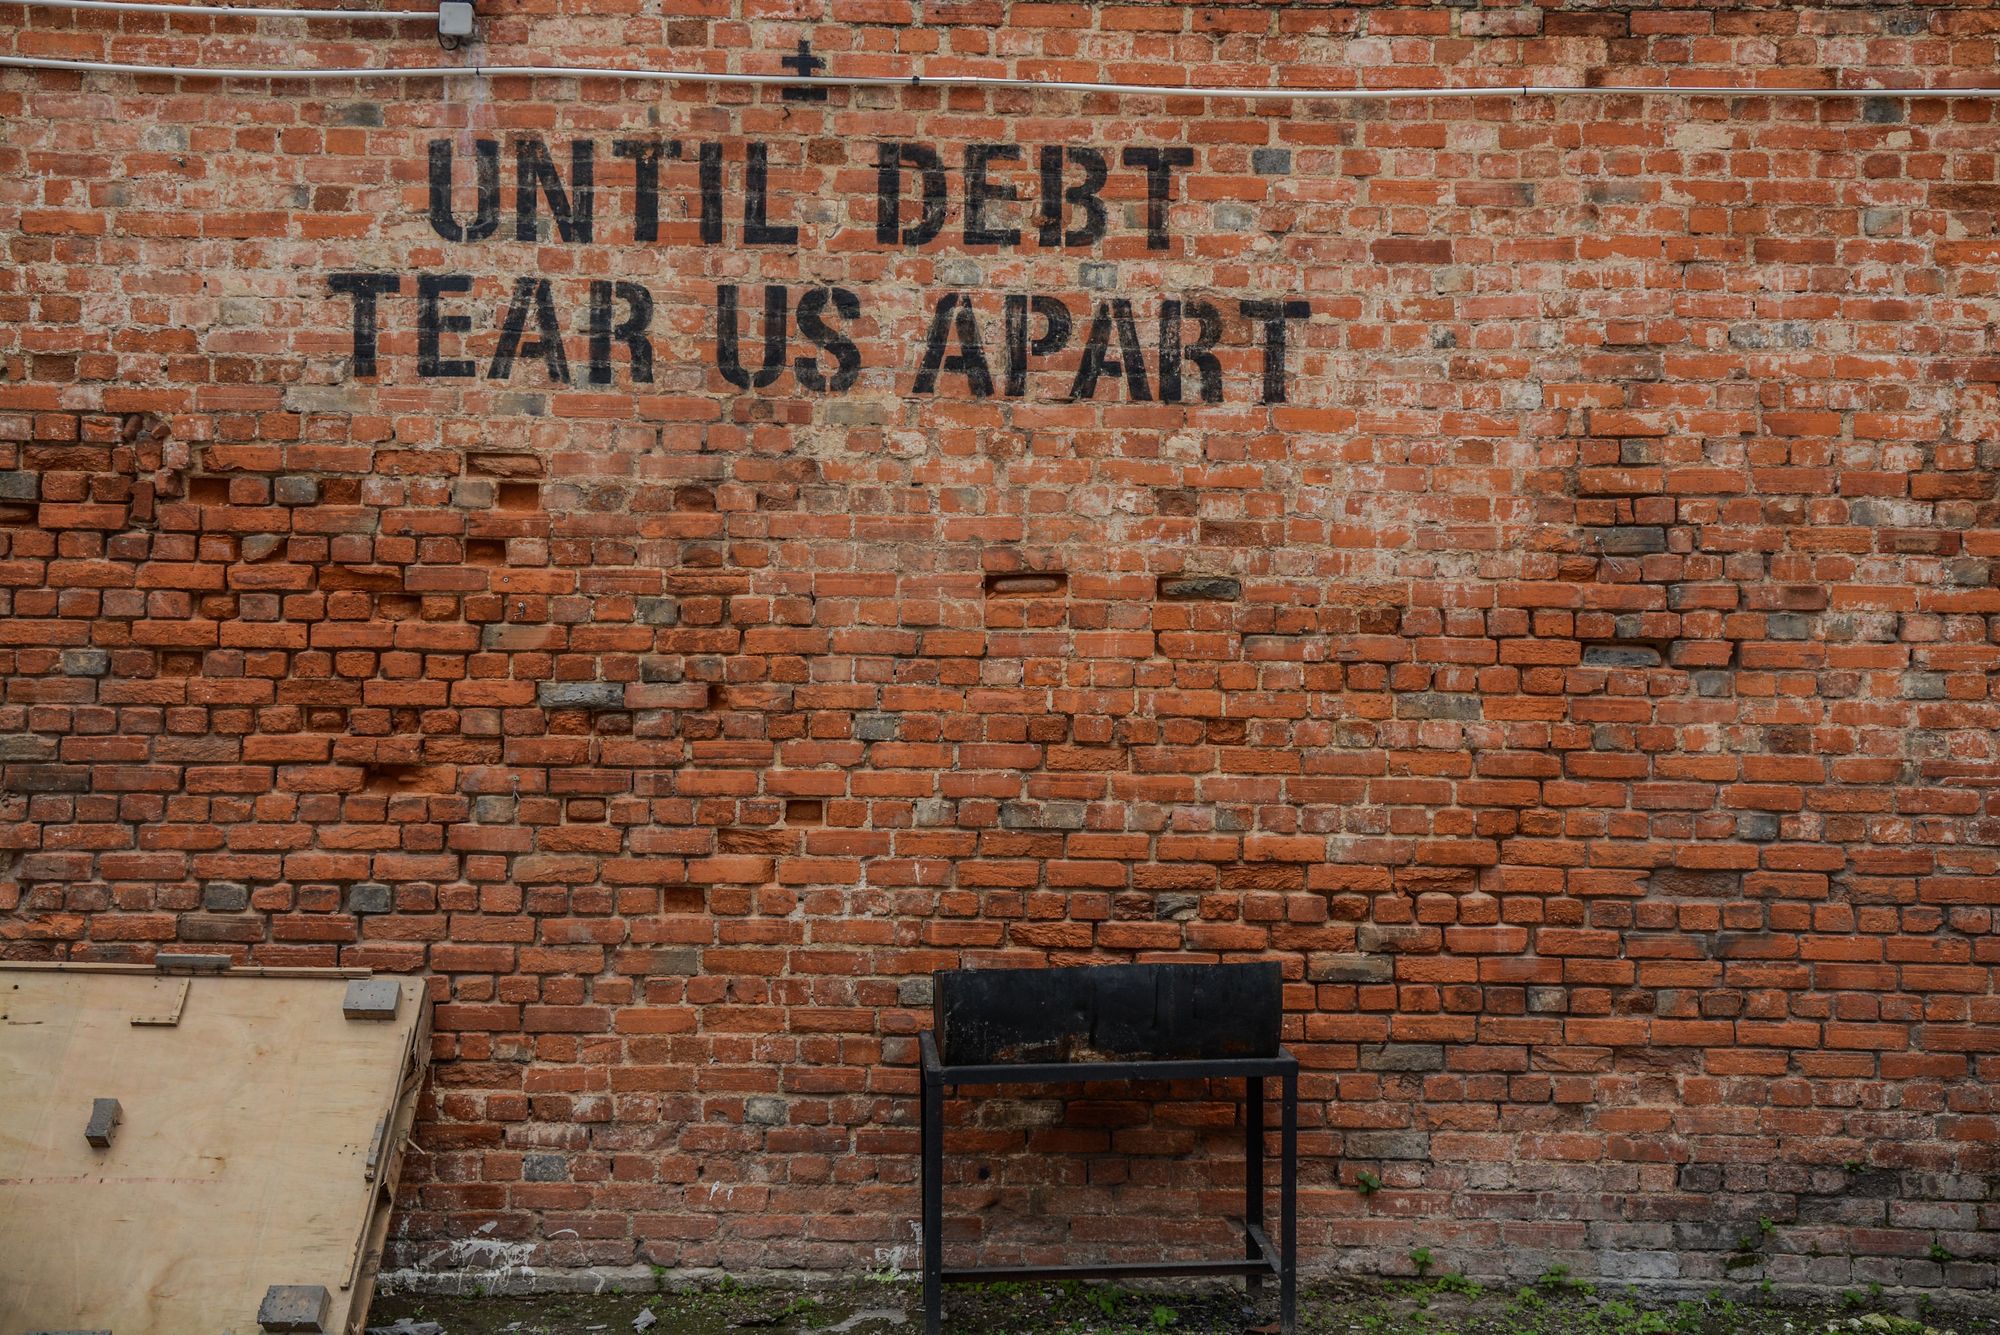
[21,0,432,18]
[7,0,2000,96]
[0,52,1996,99]
[0,47,1992,98]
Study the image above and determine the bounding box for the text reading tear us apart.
[325,137,1311,404]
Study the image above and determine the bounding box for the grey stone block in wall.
[1214,202,1256,230]
[61,649,110,677]
[1902,671,1947,700]
[1693,671,1734,698]
[634,596,680,626]
[1596,526,1666,555]
[853,713,898,741]
[642,947,701,975]
[523,1153,568,1182]
[273,475,319,507]
[1766,613,1814,640]
[1158,576,1242,602]
[1308,953,1393,984]
[1861,207,1901,237]
[1736,812,1781,843]
[0,471,39,500]
[1252,147,1291,175]
[999,800,1087,831]
[1360,1043,1445,1072]
[1400,692,1481,721]
[745,1096,787,1126]
[935,257,982,286]
[346,881,393,914]
[537,681,625,710]
[1581,645,1660,668]
[203,881,250,912]
[450,478,496,508]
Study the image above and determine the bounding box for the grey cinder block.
[342,978,400,1021]
[258,1283,331,1331]
[84,1097,121,1148]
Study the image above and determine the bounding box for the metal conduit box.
[0,963,431,1334]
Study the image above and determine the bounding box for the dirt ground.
[370,1273,2000,1335]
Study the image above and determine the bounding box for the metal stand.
[918,1032,1298,1335]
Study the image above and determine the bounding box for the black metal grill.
[918,962,1297,1335]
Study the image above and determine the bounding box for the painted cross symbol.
[781,39,828,101]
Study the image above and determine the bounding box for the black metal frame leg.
[1244,1075,1264,1302]
[923,1072,943,1335]
[1280,1066,1297,1335]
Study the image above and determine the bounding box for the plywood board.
[0,965,430,1335]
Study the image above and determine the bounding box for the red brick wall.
[3,0,1999,1294]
